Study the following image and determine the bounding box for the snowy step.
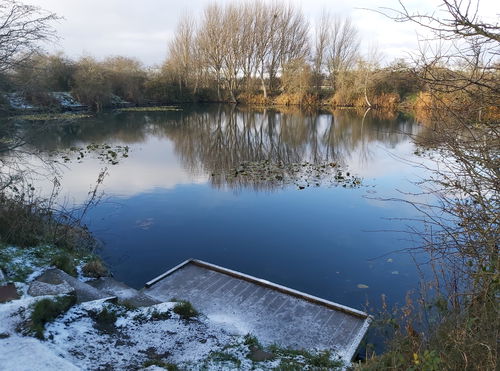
[88,277,160,308]
[33,269,114,303]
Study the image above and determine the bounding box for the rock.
[248,347,275,362]
[28,280,75,297]
[0,283,19,303]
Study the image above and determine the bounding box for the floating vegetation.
[58,143,129,165]
[116,106,182,112]
[11,113,92,121]
[211,160,362,190]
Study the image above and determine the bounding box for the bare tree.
[253,1,275,98]
[325,16,359,92]
[0,0,60,188]
[220,4,243,102]
[380,0,499,114]
[312,10,331,91]
[0,0,58,71]
[363,2,499,368]
[196,4,225,101]
[358,43,384,107]
[239,2,258,93]
[267,3,309,93]
[72,56,112,111]
[168,14,195,96]
[102,56,146,103]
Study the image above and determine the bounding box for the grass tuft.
[51,254,77,276]
[244,333,261,349]
[89,306,118,334]
[150,308,171,321]
[173,300,198,319]
[269,345,344,370]
[30,295,76,339]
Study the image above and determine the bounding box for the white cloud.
[26,0,499,66]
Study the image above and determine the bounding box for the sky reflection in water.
[25,105,432,311]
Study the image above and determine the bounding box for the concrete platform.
[88,277,160,307]
[143,259,371,362]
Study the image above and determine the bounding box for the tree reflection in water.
[20,104,421,191]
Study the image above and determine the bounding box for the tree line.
[1,0,498,114]
[0,0,426,112]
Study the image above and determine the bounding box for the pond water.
[19,105,433,312]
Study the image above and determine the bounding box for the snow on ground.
[44,300,280,370]
[0,294,80,371]
[0,281,277,370]
[4,93,35,110]
[50,92,86,109]
[1,245,344,370]
[0,291,298,370]
[0,336,80,371]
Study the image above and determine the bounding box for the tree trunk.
[364,70,372,107]
[229,89,237,103]
[193,75,199,95]
[260,69,267,99]
[216,72,221,101]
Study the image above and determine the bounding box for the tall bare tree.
[220,4,243,102]
[253,1,275,98]
[325,16,359,92]
[312,10,331,91]
[196,4,225,101]
[239,2,258,93]
[0,0,58,71]
[362,2,499,369]
[268,3,309,92]
[168,14,195,96]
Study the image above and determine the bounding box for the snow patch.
[0,336,80,371]
[207,313,250,336]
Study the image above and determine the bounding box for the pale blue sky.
[27,0,499,66]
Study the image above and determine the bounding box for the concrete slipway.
[144,259,372,363]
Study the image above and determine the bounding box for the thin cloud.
[26,0,499,66]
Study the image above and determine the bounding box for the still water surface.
[28,105,432,311]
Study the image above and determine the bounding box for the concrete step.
[33,269,114,303]
[88,277,160,308]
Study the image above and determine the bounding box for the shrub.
[0,194,52,247]
[82,258,108,278]
[30,295,76,339]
